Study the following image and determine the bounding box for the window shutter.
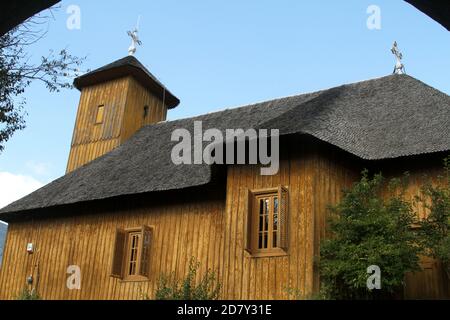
[245,189,254,253]
[278,186,289,251]
[139,226,152,278]
[111,228,126,279]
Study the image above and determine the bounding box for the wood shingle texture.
[0,74,449,220]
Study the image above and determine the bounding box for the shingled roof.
[74,56,180,109]
[1,74,449,219]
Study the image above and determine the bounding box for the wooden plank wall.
[0,136,447,300]
[0,190,225,300]
[221,140,448,299]
[66,76,167,173]
[121,77,168,143]
[221,137,358,299]
[66,77,129,173]
[1,137,358,300]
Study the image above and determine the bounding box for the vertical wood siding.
[120,77,168,143]
[1,138,447,300]
[66,77,168,173]
[0,191,225,300]
[221,138,358,299]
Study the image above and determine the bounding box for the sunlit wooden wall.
[66,76,167,173]
[0,139,447,300]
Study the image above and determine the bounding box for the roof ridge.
[147,74,401,128]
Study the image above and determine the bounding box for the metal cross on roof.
[391,41,406,75]
[127,16,142,56]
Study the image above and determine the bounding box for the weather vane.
[127,16,142,56]
[391,41,405,75]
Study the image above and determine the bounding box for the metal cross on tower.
[391,41,406,75]
[127,16,142,56]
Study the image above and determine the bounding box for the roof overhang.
[0,0,60,36]
[74,61,180,109]
[405,0,450,31]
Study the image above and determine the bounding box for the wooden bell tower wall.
[66,76,168,173]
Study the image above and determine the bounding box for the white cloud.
[0,172,44,209]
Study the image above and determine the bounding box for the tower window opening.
[95,105,105,124]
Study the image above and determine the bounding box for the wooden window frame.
[110,226,153,282]
[124,228,143,281]
[94,105,105,125]
[245,187,289,258]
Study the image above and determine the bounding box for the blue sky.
[0,0,449,208]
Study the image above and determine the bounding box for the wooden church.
[0,51,449,299]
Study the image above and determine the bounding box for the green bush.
[155,258,221,300]
[16,287,41,300]
[418,157,450,277]
[284,286,327,300]
[319,171,422,299]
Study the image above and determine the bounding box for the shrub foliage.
[418,158,450,278]
[319,171,422,299]
[155,258,221,300]
[16,287,40,300]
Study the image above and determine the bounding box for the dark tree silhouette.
[0,8,85,151]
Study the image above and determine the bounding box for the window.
[111,226,152,281]
[95,105,105,124]
[246,187,289,257]
[143,105,149,119]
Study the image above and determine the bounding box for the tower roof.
[74,56,180,109]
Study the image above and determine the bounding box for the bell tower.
[66,56,180,173]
